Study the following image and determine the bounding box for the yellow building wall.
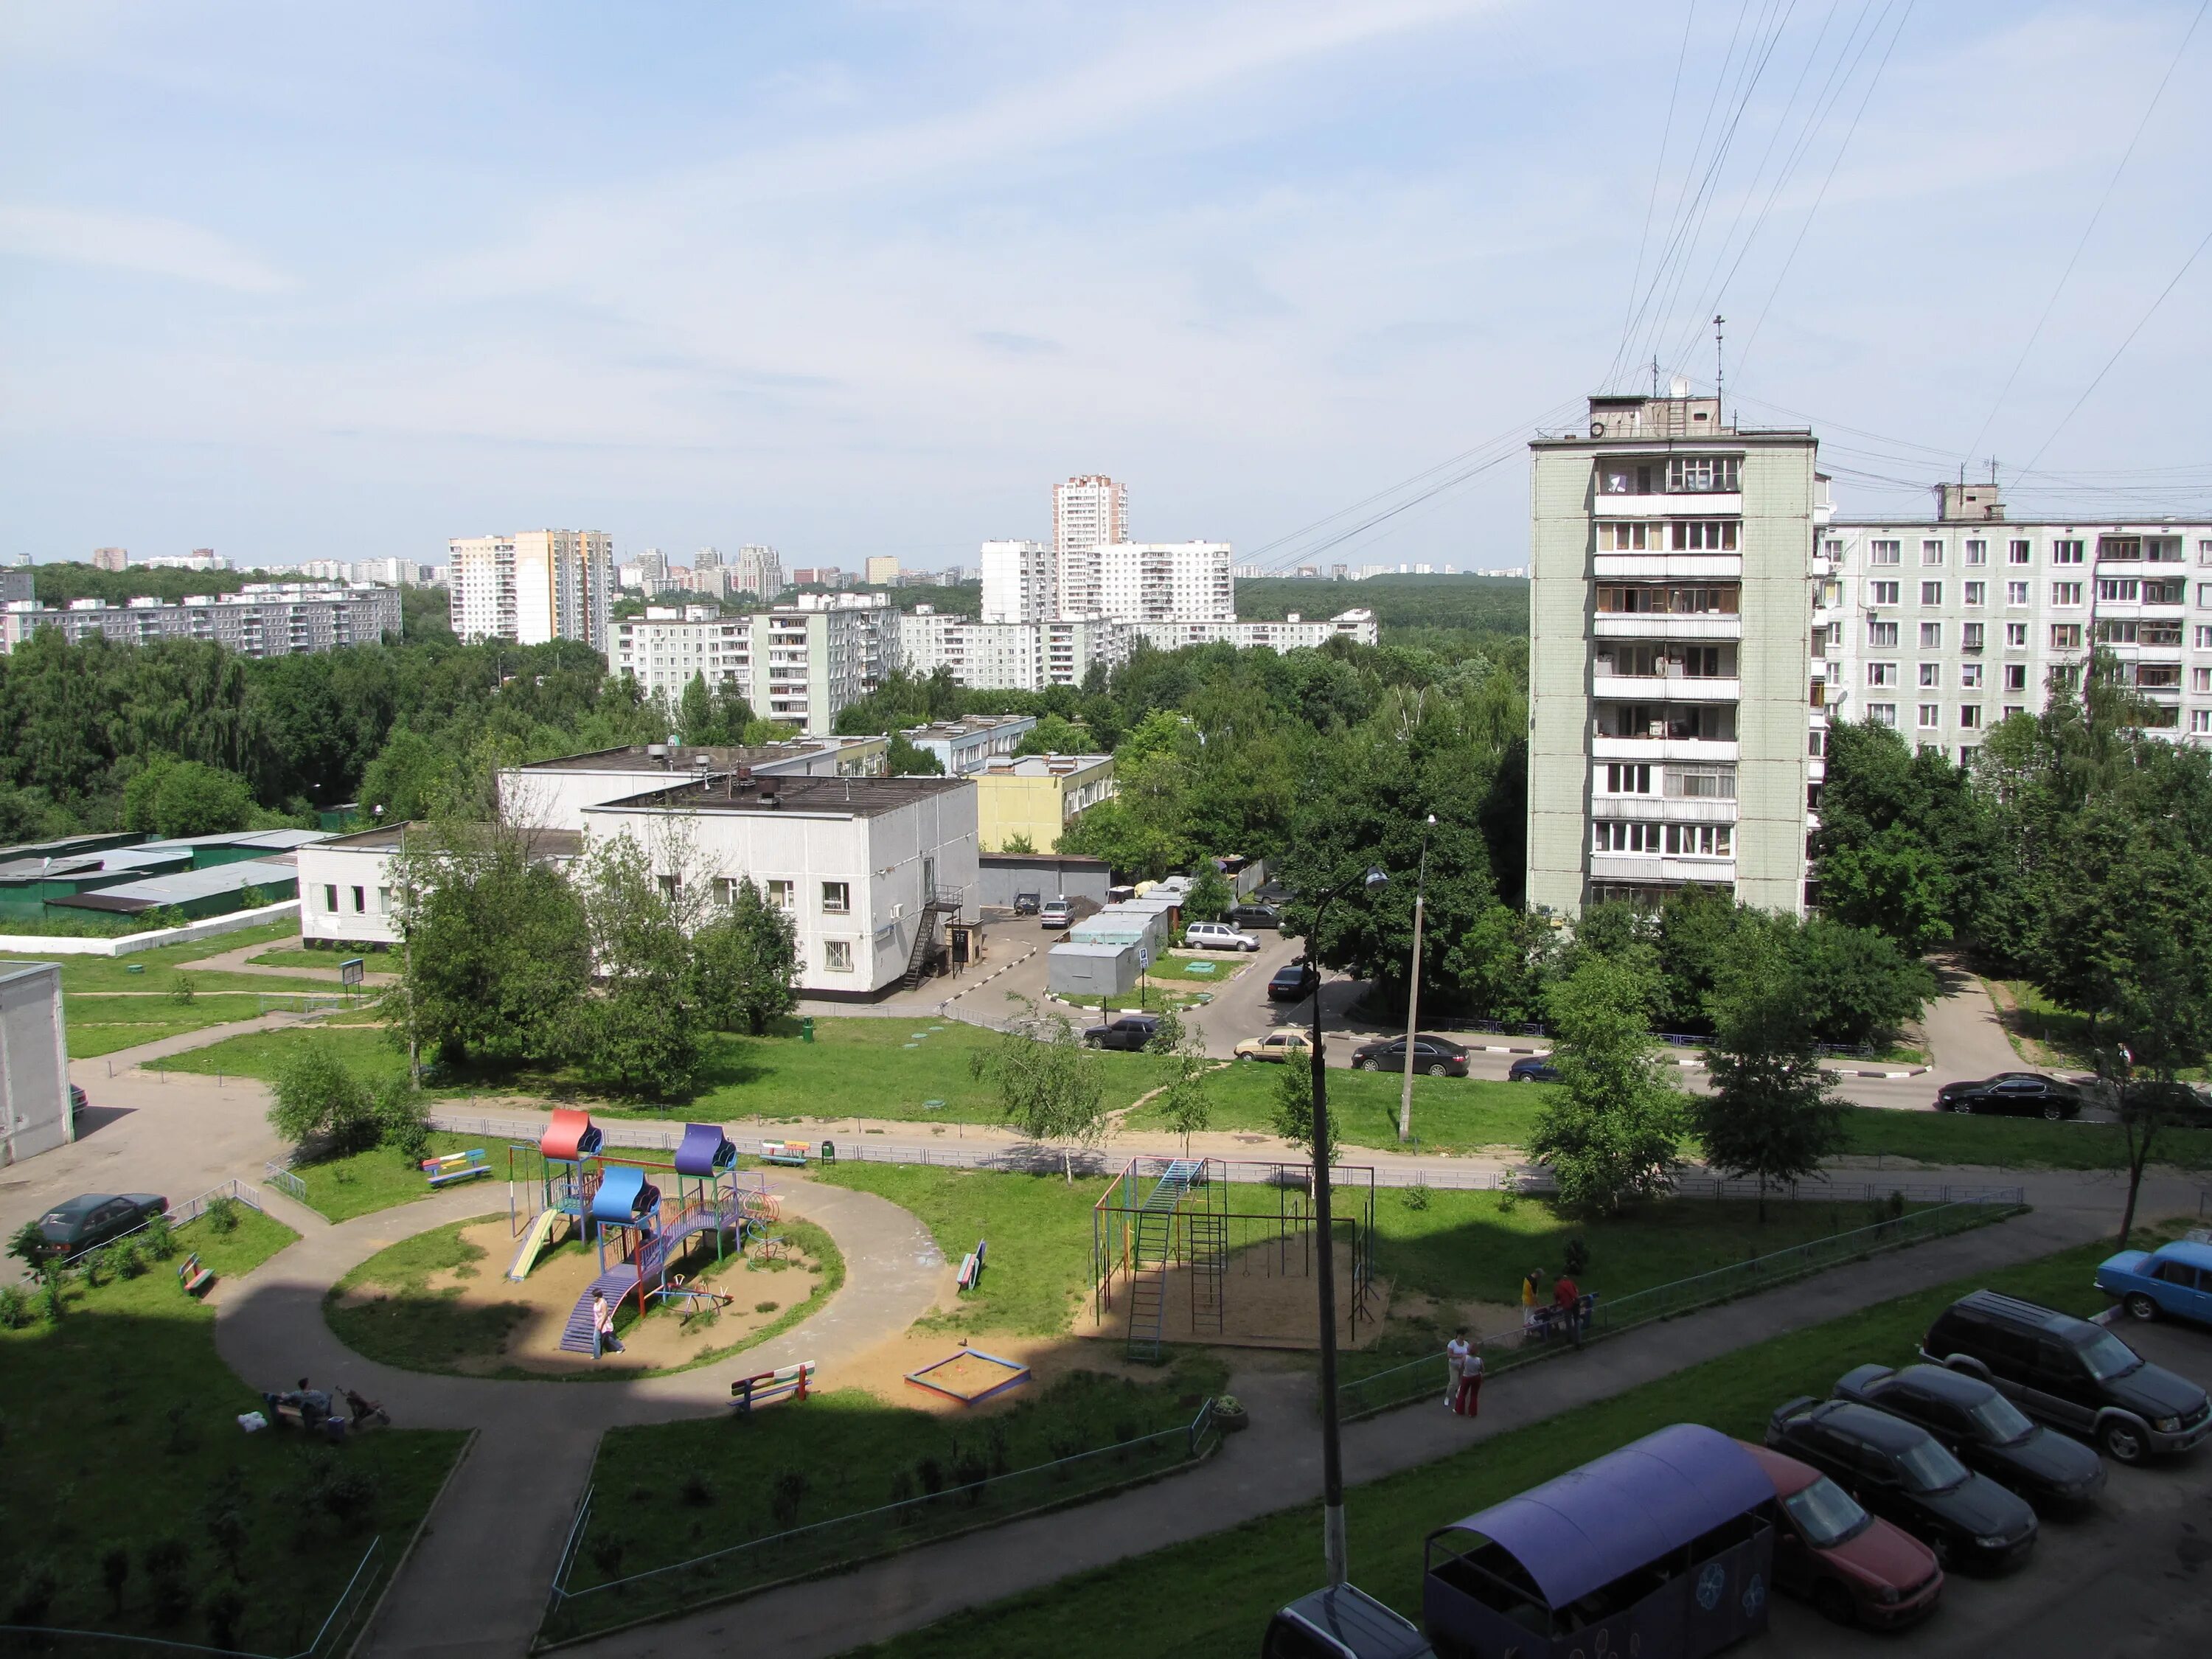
[975,774,1071,853]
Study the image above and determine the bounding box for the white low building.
[497,738,888,831]
[583,774,980,998]
[900,714,1037,775]
[1132,609,1377,651]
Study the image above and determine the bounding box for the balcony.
[1590,853,1738,884]
[1593,613,1742,641]
[1592,674,1739,703]
[1588,493,1744,519]
[1593,554,1744,580]
[1591,735,1739,763]
[1590,796,1737,824]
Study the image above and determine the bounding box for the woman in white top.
[1444,1331,1471,1410]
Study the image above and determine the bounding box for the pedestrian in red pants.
[1451,1332,1484,1416]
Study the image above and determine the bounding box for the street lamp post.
[1397,814,1436,1144]
[1307,863,1388,1587]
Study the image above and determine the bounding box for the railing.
[264,1159,309,1203]
[1336,1196,2022,1422]
[58,1179,267,1272]
[0,1537,381,1659]
[538,1399,1220,1646]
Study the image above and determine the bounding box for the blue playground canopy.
[588,1164,661,1225]
[675,1121,737,1177]
[1435,1424,1773,1611]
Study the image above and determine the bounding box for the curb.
[1832,1065,1932,1079]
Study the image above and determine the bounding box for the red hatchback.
[1741,1441,1943,1629]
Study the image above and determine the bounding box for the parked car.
[1083,1014,1161,1052]
[1764,1396,2038,1573]
[32,1192,168,1261]
[1833,1363,2105,1512]
[1184,921,1260,952]
[1011,891,1042,915]
[1039,897,1077,928]
[1933,1071,2084,1120]
[1230,902,1282,931]
[2096,1234,2212,1327]
[1234,1027,1315,1064]
[1262,1582,1433,1659]
[69,1083,88,1124]
[1739,1441,1943,1628]
[1349,1034,1470,1078]
[1507,1057,1560,1084]
[1920,1290,2212,1463]
[1267,961,1318,1001]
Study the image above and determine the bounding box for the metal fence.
[538,1399,1219,1647]
[0,1538,382,1659]
[1335,1195,2023,1422]
[56,1178,268,1273]
[263,1160,308,1203]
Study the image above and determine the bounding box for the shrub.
[7,1218,48,1276]
[204,1194,240,1235]
[7,1557,58,1625]
[141,1539,191,1626]
[678,1472,714,1507]
[951,1450,990,1504]
[1400,1178,1431,1211]
[203,1579,246,1649]
[112,1239,146,1279]
[268,1048,375,1154]
[41,1273,66,1324]
[100,1545,130,1613]
[1563,1236,1591,1277]
[373,1075,431,1162]
[142,1213,177,1260]
[301,1456,379,1530]
[587,1537,625,1578]
[914,1456,945,1498]
[768,1470,808,1528]
[170,972,198,1006]
[754,1299,778,1314]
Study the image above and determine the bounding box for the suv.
[1083,1014,1160,1052]
[1039,897,1077,928]
[1230,902,1281,931]
[1933,1072,2083,1120]
[1183,921,1259,953]
[1919,1290,2212,1464]
[1012,891,1042,916]
[1262,1584,1433,1659]
[1267,961,1318,1001]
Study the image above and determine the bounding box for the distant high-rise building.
[1096,543,1234,623]
[447,529,612,650]
[980,539,1053,623]
[1051,475,1128,615]
[695,546,723,569]
[91,547,128,573]
[863,555,900,586]
[145,551,232,572]
[733,544,785,599]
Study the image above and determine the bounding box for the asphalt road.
[1746,1316,2212,1659]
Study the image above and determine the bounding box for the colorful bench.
[758,1140,811,1167]
[957,1237,987,1292]
[422,1149,491,1187]
[178,1252,215,1297]
[729,1360,816,1415]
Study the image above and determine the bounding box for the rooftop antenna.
[1651,355,1661,399]
[1711,316,1726,416]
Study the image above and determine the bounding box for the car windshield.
[1966,1392,2036,1445]
[1782,1477,1871,1547]
[2072,1330,2143,1382]
[1896,1438,1969,1493]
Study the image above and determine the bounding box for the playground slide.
[507,1208,566,1283]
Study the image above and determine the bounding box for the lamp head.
[1426,813,1437,827]
[1363,866,1388,892]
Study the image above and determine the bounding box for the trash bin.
[801,1016,815,1043]
[820,1138,836,1164]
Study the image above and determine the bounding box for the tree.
[970,999,1108,1179]
[1183,863,1234,923]
[268,1048,377,1153]
[578,831,701,1099]
[689,877,799,1034]
[886,733,946,776]
[1013,714,1091,757]
[1791,918,1934,1049]
[1269,1049,1338,1166]
[1146,1007,1214,1156]
[1694,929,1848,1220]
[122,757,257,838]
[1528,955,1685,1214]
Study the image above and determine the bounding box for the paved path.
[1916,956,2028,1082]
[178,939,398,987]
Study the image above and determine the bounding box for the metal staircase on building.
[901,883,967,990]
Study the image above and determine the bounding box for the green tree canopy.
[689,876,799,1035]
[1529,955,1686,1214]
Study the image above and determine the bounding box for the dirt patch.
[1076,1234,1395,1351]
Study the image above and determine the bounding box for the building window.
[1869,540,1901,566]
[322,884,338,912]
[1603,762,1652,793]
[824,939,853,973]
[1866,662,1898,686]
[1867,619,1898,647]
[1593,821,1661,854]
[2048,581,2084,606]
[2096,578,2138,602]
[765,880,794,911]
[2051,623,2082,651]
[1917,703,1941,729]
[2000,663,2024,692]
[2007,623,2029,647]
[2200,540,2212,565]
[2006,582,2030,606]
[1962,622,1985,650]
[1920,581,1943,606]
[1598,521,1657,551]
[1964,539,1988,566]
[1921,539,1944,566]
[1670,520,1739,551]
[1809,729,1825,757]
[1920,623,1942,649]
[1663,823,1731,857]
[2098,536,2141,561]
[2008,540,2032,565]
[2194,710,2212,734]
[376,886,391,913]
[1960,662,1983,688]
[1823,538,1843,557]
[2003,705,2025,721]
[2197,627,2212,648]
[2051,539,2083,565]
[1870,582,1899,607]
[350,886,365,913]
[821,881,849,914]
[2198,582,2212,608]
[1959,705,1982,730]
[1669,767,1736,799]
[1919,661,1941,687]
[1964,581,1986,606]
[2194,667,2212,693]
[1667,455,1739,492]
[1867,703,1897,727]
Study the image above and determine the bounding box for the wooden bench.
[729,1360,815,1415]
[178,1253,215,1297]
[422,1149,491,1188]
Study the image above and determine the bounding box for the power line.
[1610,0,1701,391]
[1965,0,2209,465]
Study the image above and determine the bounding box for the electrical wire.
[1609,0,1701,392]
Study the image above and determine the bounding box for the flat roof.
[902,714,1039,741]
[591,774,970,819]
[977,754,1113,777]
[146,828,330,851]
[0,961,62,986]
[1825,517,2210,530]
[49,858,297,913]
[310,823,584,858]
[513,738,874,773]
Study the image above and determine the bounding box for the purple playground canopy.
[675,1121,736,1178]
[1435,1424,1773,1610]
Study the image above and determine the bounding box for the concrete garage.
[1747,1316,2212,1659]
[0,961,70,1165]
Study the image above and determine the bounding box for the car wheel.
[2042,1103,2063,1121]
[1353,1057,1373,1071]
[2098,1417,2148,1465]
[1238,1051,1255,1062]
[1928,1534,1952,1571]
[1427,1063,1450,1078]
[1812,1579,1857,1627]
[2124,1292,2160,1322]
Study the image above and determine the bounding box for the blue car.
[2096,1234,2212,1328]
[1508,1057,1560,1084]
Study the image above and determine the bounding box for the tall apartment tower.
[1097,542,1234,622]
[979,539,1054,622]
[448,529,612,650]
[1052,475,1128,616]
[91,547,129,572]
[733,543,785,600]
[1528,389,1819,918]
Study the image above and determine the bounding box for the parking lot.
[1751,1317,2212,1658]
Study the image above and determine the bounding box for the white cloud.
[0,203,288,293]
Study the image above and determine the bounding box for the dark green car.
[34,1192,168,1261]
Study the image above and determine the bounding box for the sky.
[3,1,2209,575]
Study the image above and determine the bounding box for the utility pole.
[1397,815,1436,1144]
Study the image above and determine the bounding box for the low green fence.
[1337,1195,2023,1422]
[536,1399,1219,1649]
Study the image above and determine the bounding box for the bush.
[678,1472,714,1507]
[268,1048,375,1153]
[1563,1237,1591,1276]
[41,1273,66,1324]
[7,1557,58,1625]
[754,1299,778,1314]
[301,1456,378,1529]
[100,1545,130,1613]
[373,1075,431,1162]
[203,1579,246,1650]
[170,972,197,1006]
[768,1470,808,1528]
[141,1539,191,1626]
[204,1195,240,1235]
[111,1239,146,1279]
[0,1284,27,1329]
[142,1212,177,1260]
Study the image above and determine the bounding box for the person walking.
[592,1288,625,1356]
[1520,1269,1543,1332]
[1444,1329,1470,1408]
[1552,1269,1582,1349]
[1450,1331,1483,1417]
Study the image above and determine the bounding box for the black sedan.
[1267,961,1318,1001]
[1935,1072,2083,1120]
[1834,1363,2105,1513]
[1083,1015,1161,1052]
[1349,1034,1470,1078]
[1508,1057,1561,1084]
[33,1192,168,1261]
[1767,1397,2038,1573]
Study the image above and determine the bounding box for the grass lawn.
[851,1229,2160,1659]
[545,1355,1226,1643]
[1126,1063,1551,1156]
[325,1213,844,1380]
[40,918,302,993]
[0,1206,466,1655]
[280,1130,514,1222]
[1840,1105,2212,1171]
[63,991,349,1058]
[161,1022,409,1088]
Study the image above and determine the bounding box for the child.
[1453,1334,1484,1417]
[592,1288,625,1355]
